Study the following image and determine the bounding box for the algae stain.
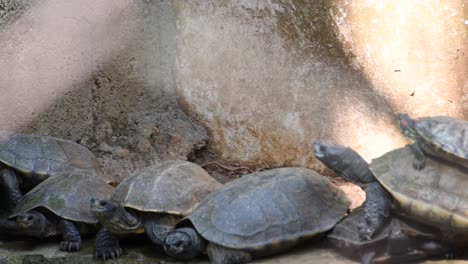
[48,195,65,210]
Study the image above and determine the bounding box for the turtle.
[0,131,109,212]
[328,206,453,264]
[313,141,468,247]
[397,113,468,170]
[0,169,113,251]
[163,167,351,264]
[90,160,222,259]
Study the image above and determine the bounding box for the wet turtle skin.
[91,160,222,260]
[313,141,468,251]
[164,167,351,263]
[329,207,452,264]
[397,114,468,170]
[5,169,113,251]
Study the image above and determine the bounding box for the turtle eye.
[27,215,34,221]
[99,200,108,207]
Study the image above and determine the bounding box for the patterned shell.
[0,132,108,183]
[11,170,113,223]
[370,147,468,238]
[111,160,222,215]
[414,116,468,168]
[183,168,351,251]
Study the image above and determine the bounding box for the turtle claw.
[413,159,425,171]
[94,246,123,260]
[357,218,375,241]
[60,241,81,252]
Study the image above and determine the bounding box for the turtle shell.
[0,132,109,186]
[414,116,468,168]
[11,169,113,223]
[369,146,468,240]
[111,160,222,215]
[182,168,350,252]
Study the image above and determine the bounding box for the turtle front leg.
[58,219,81,251]
[0,168,22,212]
[207,243,252,264]
[94,227,122,259]
[410,140,426,170]
[359,182,392,240]
[0,217,23,234]
[144,214,180,249]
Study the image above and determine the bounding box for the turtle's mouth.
[16,214,34,228]
[397,113,417,140]
[312,141,328,159]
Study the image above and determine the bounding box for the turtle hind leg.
[0,168,22,212]
[144,214,180,249]
[58,219,81,252]
[207,243,252,264]
[359,182,392,240]
[94,227,122,259]
[410,141,426,170]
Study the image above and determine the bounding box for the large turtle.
[0,169,113,251]
[397,114,468,170]
[313,141,468,247]
[329,207,452,264]
[0,131,108,212]
[90,160,222,259]
[163,167,351,264]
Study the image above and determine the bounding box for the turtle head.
[312,141,375,186]
[15,211,49,237]
[313,141,349,163]
[90,198,141,234]
[397,113,417,140]
[164,227,206,260]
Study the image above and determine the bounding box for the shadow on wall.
[0,0,208,181]
[276,0,401,155]
[279,0,467,154]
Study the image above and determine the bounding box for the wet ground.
[1,236,468,264]
[0,237,354,264]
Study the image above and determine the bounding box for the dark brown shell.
[11,170,113,223]
[111,160,222,215]
[0,132,109,183]
[414,116,468,168]
[183,168,350,251]
[370,147,468,237]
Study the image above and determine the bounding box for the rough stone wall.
[0,0,207,181]
[173,0,467,172]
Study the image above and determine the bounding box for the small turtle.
[397,113,468,170]
[0,169,112,251]
[0,132,108,212]
[329,207,452,264]
[90,160,222,259]
[313,141,468,246]
[163,167,351,264]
